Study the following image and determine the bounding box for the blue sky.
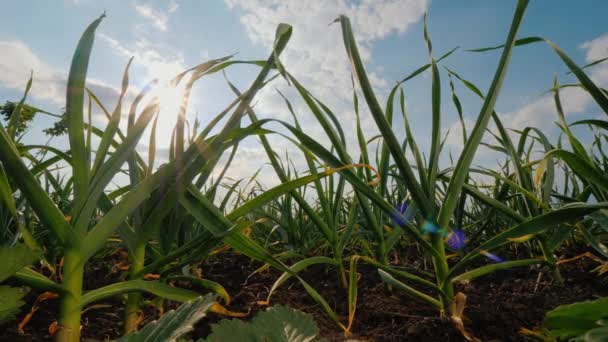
[1,1,607,186]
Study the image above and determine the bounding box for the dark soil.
[2,247,606,341]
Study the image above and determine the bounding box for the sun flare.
[146,80,188,147]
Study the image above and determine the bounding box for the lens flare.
[422,220,444,235]
[480,250,505,263]
[391,203,415,227]
[446,229,466,250]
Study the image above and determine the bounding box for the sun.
[147,80,189,148]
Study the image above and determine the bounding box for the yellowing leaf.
[507,234,535,243]
[534,159,547,189]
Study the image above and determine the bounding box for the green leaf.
[450,202,608,276]
[118,295,216,342]
[451,259,544,282]
[0,244,41,282]
[589,209,608,232]
[583,327,608,342]
[546,149,608,193]
[263,256,338,305]
[0,124,70,245]
[67,14,105,217]
[544,297,608,338]
[470,36,608,117]
[206,305,320,342]
[378,269,441,310]
[13,268,63,294]
[140,22,292,237]
[205,319,254,342]
[81,279,201,307]
[580,223,608,258]
[438,0,530,230]
[228,78,335,245]
[338,14,432,217]
[7,72,33,138]
[0,286,29,323]
[571,119,608,131]
[251,305,320,342]
[81,166,169,261]
[74,96,160,234]
[168,276,231,305]
[90,58,132,177]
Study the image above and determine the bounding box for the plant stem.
[539,239,563,284]
[56,248,84,342]
[431,234,453,314]
[125,241,146,334]
[336,251,348,289]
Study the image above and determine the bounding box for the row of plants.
[0,0,606,340]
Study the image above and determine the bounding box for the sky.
[0,0,607,188]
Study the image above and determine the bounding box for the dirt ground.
[3,247,606,341]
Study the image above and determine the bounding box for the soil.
[2,247,606,341]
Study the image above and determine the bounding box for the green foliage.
[42,113,69,136]
[0,244,41,281]
[0,101,37,136]
[118,295,216,342]
[0,286,29,323]
[205,305,322,342]
[0,245,42,323]
[544,297,608,340]
[1,2,607,341]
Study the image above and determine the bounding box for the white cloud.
[581,33,608,61]
[99,33,186,82]
[168,0,179,13]
[0,40,63,103]
[444,31,608,156]
[225,0,425,112]
[499,32,608,130]
[0,39,122,109]
[581,33,608,86]
[134,3,170,32]
[220,0,427,186]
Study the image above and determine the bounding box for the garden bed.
[4,247,606,341]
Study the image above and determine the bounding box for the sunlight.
[147,80,188,147]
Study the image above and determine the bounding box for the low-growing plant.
[204,305,323,342]
[520,297,608,341]
[1,2,607,341]
[253,0,607,337]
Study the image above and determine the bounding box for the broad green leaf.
[0,286,28,323]
[583,327,608,342]
[251,305,320,342]
[205,305,320,342]
[545,297,608,338]
[0,244,41,282]
[118,295,216,342]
